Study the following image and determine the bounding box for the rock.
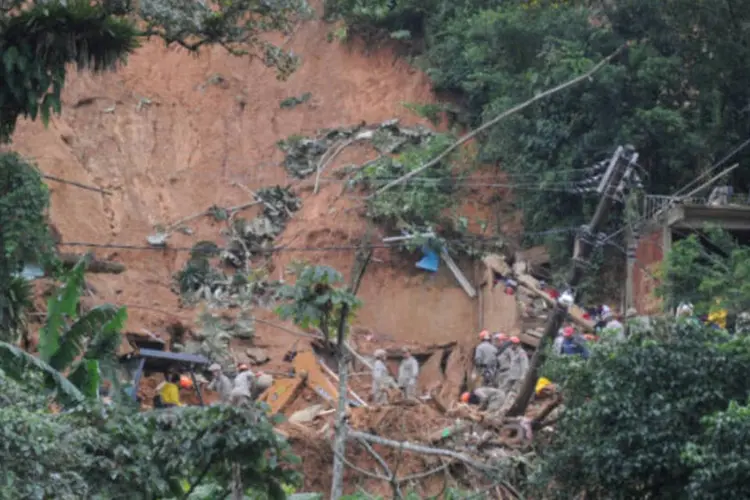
[246,347,270,364]
[171,343,184,352]
[147,233,169,247]
[289,404,325,424]
[232,329,254,340]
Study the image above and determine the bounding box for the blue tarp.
[416,246,439,272]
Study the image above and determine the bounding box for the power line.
[42,174,112,195]
[57,226,581,253]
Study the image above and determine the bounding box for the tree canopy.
[658,228,750,316]
[325,0,750,264]
[0,0,310,143]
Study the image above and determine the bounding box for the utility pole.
[507,145,639,417]
[331,243,373,500]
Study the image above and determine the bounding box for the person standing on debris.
[371,349,390,405]
[493,332,511,356]
[207,363,233,404]
[504,337,529,394]
[553,328,566,355]
[561,328,589,359]
[495,335,514,388]
[460,386,507,414]
[602,310,626,342]
[398,347,419,399]
[230,363,255,406]
[474,330,498,386]
[253,371,273,400]
[158,373,183,408]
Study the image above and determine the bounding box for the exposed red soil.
[9,5,526,493]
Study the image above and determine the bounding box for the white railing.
[642,193,750,221]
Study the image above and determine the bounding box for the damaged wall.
[633,226,665,314]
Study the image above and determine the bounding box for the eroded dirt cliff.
[10,11,484,367]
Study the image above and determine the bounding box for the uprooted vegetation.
[277,118,502,257]
[172,186,300,307]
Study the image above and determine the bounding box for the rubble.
[276,119,436,179]
[245,347,270,365]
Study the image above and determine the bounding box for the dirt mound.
[283,402,455,496]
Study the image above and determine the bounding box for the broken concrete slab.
[289,404,325,424]
[246,347,270,364]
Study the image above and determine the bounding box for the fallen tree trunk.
[346,430,522,498]
[59,253,125,274]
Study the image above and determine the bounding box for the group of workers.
[156,363,273,408]
[459,330,530,415]
[371,346,420,404]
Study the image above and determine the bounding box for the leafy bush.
[658,228,750,316]
[355,133,461,228]
[534,321,750,499]
[683,399,750,500]
[0,392,300,499]
[276,264,361,340]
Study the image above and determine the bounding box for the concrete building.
[628,193,750,314]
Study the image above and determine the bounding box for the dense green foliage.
[0,153,53,341]
[658,228,750,315]
[1,259,126,405]
[535,320,750,499]
[1,0,310,143]
[0,376,299,499]
[0,0,139,142]
[276,264,361,340]
[355,133,460,228]
[326,0,750,255]
[683,400,750,499]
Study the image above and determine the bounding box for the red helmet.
[563,327,574,337]
[478,330,490,340]
[510,336,521,344]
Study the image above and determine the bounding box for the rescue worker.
[496,335,514,388]
[252,371,273,400]
[553,327,566,355]
[676,302,694,319]
[158,372,182,408]
[603,312,626,342]
[474,330,498,386]
[493,332,511,357]
[504,336,528,394]
[460,386,507,414]
[371,349,390,405]
[207,363,233,403]
[230,363,255,406]
[398,347,419,399]
[561,328,589,358]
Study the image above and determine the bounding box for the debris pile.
[264,344,560,496]
[277,119,435,179]
[480,251,594,348]
[174,311,256,371]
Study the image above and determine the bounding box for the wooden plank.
[516,274,594,331]
[441,249,477,298]
[316,356,369,407]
